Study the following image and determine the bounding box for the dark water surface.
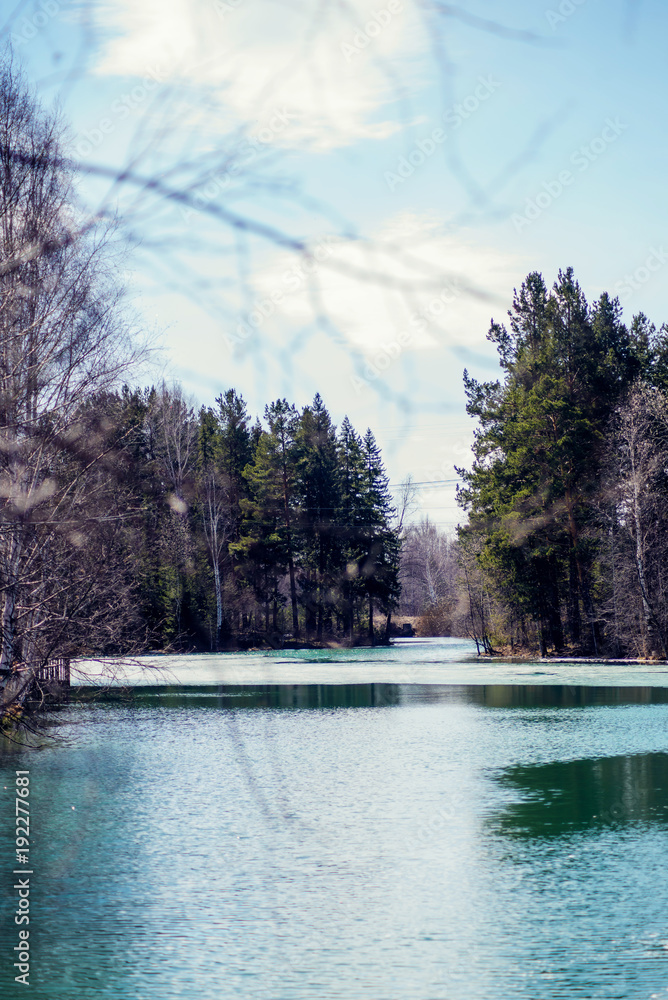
[2,641,668,999]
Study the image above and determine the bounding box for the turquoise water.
[2,639,668,998]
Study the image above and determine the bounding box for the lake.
[2,638,668,999]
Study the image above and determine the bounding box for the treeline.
[102,385,401,649]
[458,267,668,657]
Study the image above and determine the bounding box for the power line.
[389,478,462,488]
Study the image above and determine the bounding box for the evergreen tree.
[265,400,300,636]
[359,429,400,642]
[334,419,400,642]
[234,400,300,636]
[215,389,253,547]
[459,267,649,655]
[337,416,367,639]
[295,393,340,639]
[232,430,287,633]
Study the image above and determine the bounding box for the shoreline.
[541,656,668,665]
[477,654,668,665]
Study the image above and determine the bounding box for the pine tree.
[234,400,300,636]
[359,429,400,642]
[459,267,648,655]
[233,430,287,633]
[265,400,300,636]
[296,393,340,639]
[337,416,367,639]
[215,389,253,546]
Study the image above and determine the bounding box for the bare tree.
[454,532,495,655]
[196,405,233,648]
[605,385,668,657]
[399,517,457,616]
[0,62,143,717]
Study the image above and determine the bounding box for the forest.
[457,268,668,658]
[83,384,403,651]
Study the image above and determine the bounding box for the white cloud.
[92,0,427,150]
[251,213,522,359]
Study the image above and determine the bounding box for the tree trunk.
[0,663,39,719]
[609,524,621,657]
[536,555,563,653]
[368,592,374,644]
[565,491,596,654]
[212,560,222,649]
[0,528,23,672]
[567,547,581,647]
[279,454,299,637]
[316,535,324,642]
[631,456,667,657]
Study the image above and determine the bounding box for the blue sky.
[9,0,668,528]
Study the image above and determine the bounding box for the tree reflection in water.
[491,751,668,838]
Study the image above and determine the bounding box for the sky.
[6,0,667,530]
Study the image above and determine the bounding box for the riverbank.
[543,656,668,664]
[70,638,668,689]
[471,643,668,665]
[477,650,668,665]
[177,618,420,652]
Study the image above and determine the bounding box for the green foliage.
[104,387,401,648]
[295,393,341,638]
[459,267,657,655]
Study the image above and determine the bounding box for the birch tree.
[609,385,668,657]
[0,62,141,710]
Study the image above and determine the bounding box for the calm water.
[2,639,668,999]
